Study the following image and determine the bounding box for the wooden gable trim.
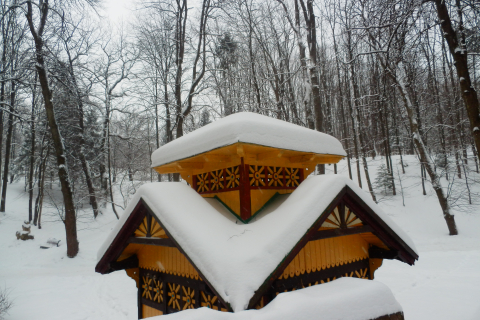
[343,188,418,264]
[96,198,232,312]
[127,236,176,247]
[247,185,418,309]
[246,186,349,309]
[95,201,148,274]
[310,225,374,241]
[138,199,232,312]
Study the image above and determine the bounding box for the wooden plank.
[256,149,284,161]
[176,162,204,170]
[310,225,374,241]
[239,158,251,220]
[272,259,370,291]
[128,237,176,247]
[203,154,231,162]
[289,153,315,164]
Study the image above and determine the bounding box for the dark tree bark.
[28,76,37,222]
[434,0,480,164]
[26,0,79,257]
[0,79,15,212]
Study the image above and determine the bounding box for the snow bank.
[97,175,416,312]
[148,278,402,320]
[151,112,346,167]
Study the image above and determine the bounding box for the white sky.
[100,0,133,24]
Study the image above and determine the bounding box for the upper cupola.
[151,112,346,221]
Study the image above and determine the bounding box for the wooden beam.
[310,225,374,241]
[154,165,178,174]
[257,150,284,161]
[314,155,344,164]
[176,162,204,170]
[127,236,176,247]
[203,154,231,162]
[109,254,139,271]
[289,153,316,164]
[237,144,245,157]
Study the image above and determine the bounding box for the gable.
[96,175,417,312]
[246,188,417,309]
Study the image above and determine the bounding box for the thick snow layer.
[97,175,416,311]
[3,154,480,320]
[150,278,402,320]
[151,112,346,167]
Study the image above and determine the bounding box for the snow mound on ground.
[97,175,416,312]
[151,112,346,167]
[150,278,402,320]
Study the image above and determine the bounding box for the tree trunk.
[26,1,79,257]
[434,0,480,165]
[28,76,37,222]
[0,80,15,212]
[395,62,458,235]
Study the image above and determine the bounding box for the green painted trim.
[244,192,280,223]
[213,193,282,224]
[212,195,241,220]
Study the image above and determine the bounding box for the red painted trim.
[239,158,251,220]
[197,187,240,195]
[299,168,304,183]
[192,174,197,191]
[250,186,297,190]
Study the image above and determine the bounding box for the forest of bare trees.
[0,0,479,256]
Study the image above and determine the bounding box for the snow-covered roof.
[147,278,402,320]
[97,175,417,312]
[151,112,346,167]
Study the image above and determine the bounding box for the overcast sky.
[101,0,133,24]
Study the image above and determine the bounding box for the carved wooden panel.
[321,205,362,229]
[280,235,369,279]
[271,259,370,296]
[193,165,303,194]
[139,268,227,317]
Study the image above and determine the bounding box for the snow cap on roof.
[97,174,416,312]
[151,112,346,167]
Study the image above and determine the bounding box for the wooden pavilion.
[95,112,418,319]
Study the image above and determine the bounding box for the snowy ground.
[1,155,480,320]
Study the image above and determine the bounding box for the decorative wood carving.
[193,164,303,194]
[139,268,227,316]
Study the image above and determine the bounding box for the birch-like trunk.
[395,62,458,235]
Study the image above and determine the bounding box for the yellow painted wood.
[305,242,312,273]
[280,235,371,279]
[142,304,163,318]
[153,142,344,175]
[294,254,300,277]
[136,246,200,279]
[206,190,240,216]
[299,247,306,274]
[250,189,294,215]
[360,232,388,249]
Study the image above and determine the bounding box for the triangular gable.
[96,175,417,312]
[95,199,231,310]
[247,186,418,308]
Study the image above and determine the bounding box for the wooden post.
[239,158,251,220]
